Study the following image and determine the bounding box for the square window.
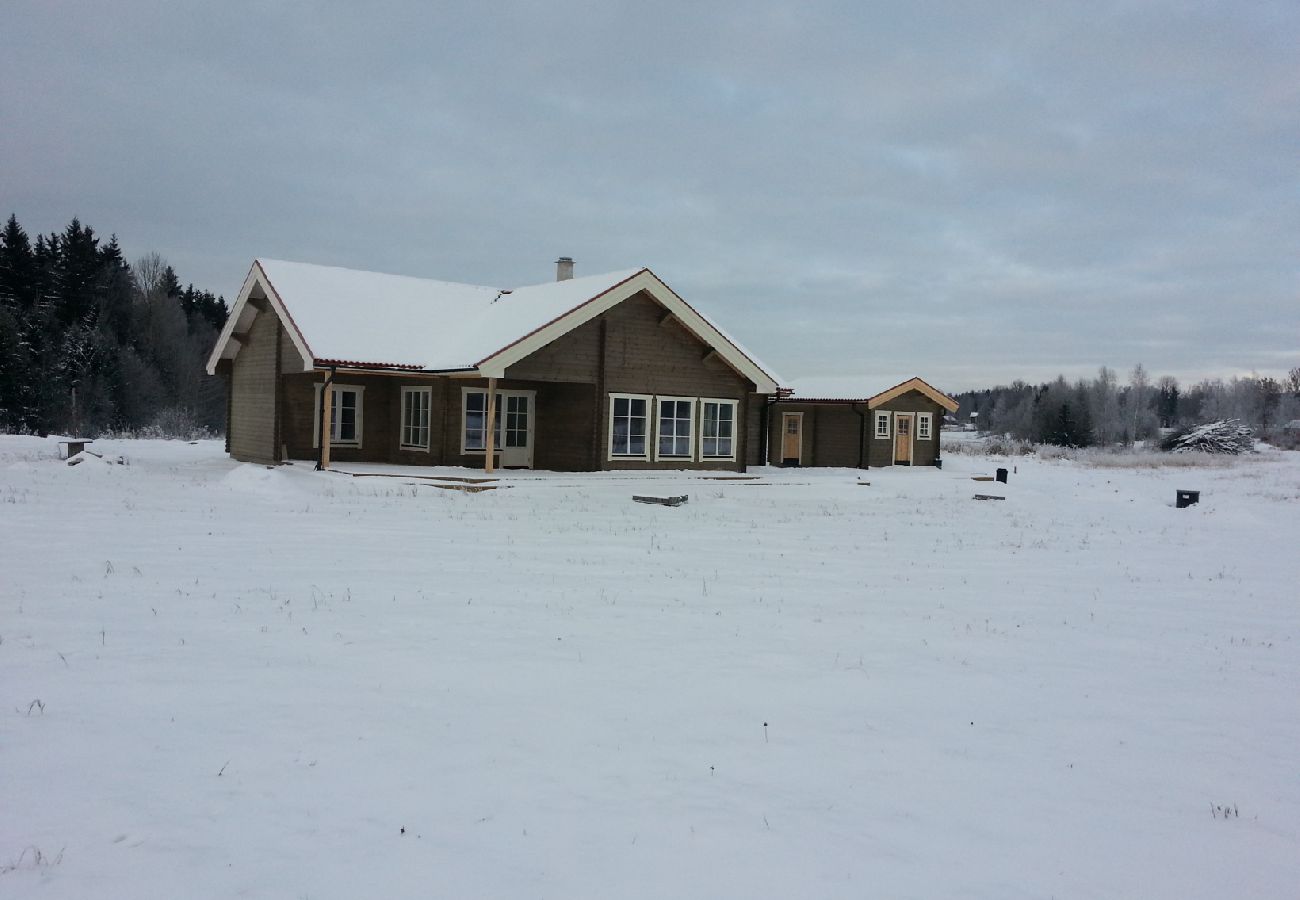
[657,398,694,459]
[313,383,364,448]
[875,412,891,439]
[700,400,737,459]
[609,394,649,458]
[401,387,431,449]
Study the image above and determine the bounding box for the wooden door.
[781,413,802,465]
[894,414,912,464]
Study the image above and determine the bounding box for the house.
[206,257,956,472]
[766,378,959,468]
[206,259,779,472]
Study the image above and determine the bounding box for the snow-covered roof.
[207,260,781,392]
[783,378,881,401]
[784,376,958,411]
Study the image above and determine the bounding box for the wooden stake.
[484,377,497,474]
[320,381,333,470]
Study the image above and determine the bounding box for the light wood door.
[781,413,802,464]
[894,414,912,464]
[498,391,535,468]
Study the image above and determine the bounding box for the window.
[462,389,502,453]
[609,394,650,458]
[401,386,431,450]
[874,411,891,439]
[656,397,695,460]
[313,384,364,448]
[917,413,932,440]
[700,399,737,460]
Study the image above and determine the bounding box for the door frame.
[780,412,803,466]
[893,412,914,465]
[497,389,536,468]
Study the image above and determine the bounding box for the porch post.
[319,380,333,470]
[484,377,497,473]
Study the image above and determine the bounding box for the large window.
[401,386,431,450]
[462,389,502,452]
[313,384,364,447]
[874,411,891,439]
[609,394,650,458]
[656,397,694,460]
[700,399,737,460]
[917,412,932,440]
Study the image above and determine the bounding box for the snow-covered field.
[3,436,1298,899]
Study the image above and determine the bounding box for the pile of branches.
[1162,419,1255,454]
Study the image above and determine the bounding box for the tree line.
[0,214,227,437]
[954,364,1300,447]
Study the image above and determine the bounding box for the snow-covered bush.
[1162,419,1255,455]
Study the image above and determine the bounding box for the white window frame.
[654,396,696,462]
[400,386,432,451]
[313,383,365,448]
[607,393,652,460]
[460,387,502,455]
[698,398,738,461]
[874,410,891,439]
[917,412,932,440]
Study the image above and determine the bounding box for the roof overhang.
[866,377,959,412]
[205,260,315,375]
[474,268,781,393]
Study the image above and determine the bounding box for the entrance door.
[781,413,802,465]
[498,391,535,468]
[894,413,913,465]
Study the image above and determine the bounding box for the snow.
[3,435,1299,898]
[257,259,643,370]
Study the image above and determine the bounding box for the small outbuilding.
[767,377,959,468]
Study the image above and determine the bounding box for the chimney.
[555,256,574,281]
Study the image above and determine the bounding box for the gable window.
[917,412,932,440]
[401,386,431,450]
[313,384,365,448]
[874,411,891,439]
[609,394,650,459]
[656,397,695,460]
[462,389,502,453]
[700,399,737,460]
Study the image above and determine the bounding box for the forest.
[0,214,226,437]
[953,365,1300,447]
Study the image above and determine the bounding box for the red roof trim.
[313,358,427,371]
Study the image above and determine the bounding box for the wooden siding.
[269,290,766,472]
[228,309,281,463]
[744,394,767,468]
[281,373,448,465]
[768,392,946,469]
[867,392,946,467]
[506,290,755,471]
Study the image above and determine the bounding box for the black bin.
[1176,490,1200,508]
[996,467,1008,483]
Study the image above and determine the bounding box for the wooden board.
[420,483,501,493]
[633,495,689,507]
[973,493,1006,501]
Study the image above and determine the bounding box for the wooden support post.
[484,377,497,474]
[320,381,333,470]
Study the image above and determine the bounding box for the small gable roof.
[207,260,780,392]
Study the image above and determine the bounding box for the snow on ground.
[2,436,1298,899]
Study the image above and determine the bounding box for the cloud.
[2,0,1295,390]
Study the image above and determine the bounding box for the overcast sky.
[3,1,1296,390]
